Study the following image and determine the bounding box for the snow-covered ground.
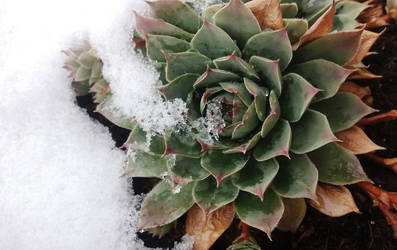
[0,0,205,249]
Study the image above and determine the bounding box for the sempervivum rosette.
[63,42,110,103]
[64,0,385,248]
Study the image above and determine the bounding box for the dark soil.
[76,19,397,250]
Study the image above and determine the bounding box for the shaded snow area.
[0,0,196,249]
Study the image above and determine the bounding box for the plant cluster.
[64,0,387,248]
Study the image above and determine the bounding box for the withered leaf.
[186,204,235,250]
[292,1,335,50]
[246,0,284,30]
[309,183,360,217]
[336,125,385,154]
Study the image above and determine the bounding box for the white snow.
[0,0,198,249]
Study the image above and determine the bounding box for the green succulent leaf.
[290,59,353,102]
[200,86,223,114]
[146,0,202,33]
[220,122,239,137]
[232,103,259,139]
[134,11,194,41]
[219,81,252,107]
[333,0,367,31]
[293,29,363,65]
[214,52,260,81]
[244,78,268,121]
[163,131,202,158]
[90,61,102,79]
[283,18,308,44]
[203,4,225,23]
[311,92,377,132]
[159,73,198,101]
[194,66,241,89]
[290,109,337,154]
[74,67,91,82]
[126,124,166,155]
[232,95,248,122]
[254,119,291,161]
[333,14,360,32]
[335,0,368,18]
[191,19,242,59]
[223,132,261,154]
[249,56,283,96]
[279,73,320,122]
[201,149,249,186]
[243,27,293,71]
[146,34,191,62]
[235,190,284,239]
[261,90,281,138]
[124,150,168,178]
[168,156,210,186]
[165,51,211,81]
[272,154,318,199]
[214,0,261,47]
[231,158,279,200]
[76,51,96,68]
[71,81,90,96]
[308,143,370,185]
[139,181,195,229]
[186,90,201,120]
[280,3,299,18]
[299,0,333,25]
[193,177,239,215]
[96,99,135,130]
[277,198,306,232]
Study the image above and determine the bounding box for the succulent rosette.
[64,0,385,246]
[63,42,110,103]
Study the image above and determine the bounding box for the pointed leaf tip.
[243,27,292,71]
[193,177,239,215]
[235,190,284,239]
[272,154,318,199]
[290,109,337,154]
[292,0,335,50]
[214,0,261,47]
[309,184,360,217]
[308,142,370,185]
[133,11,193,41]
[139,181,194,229]
[145,0,202,33]
[231,158,279,200]
[191,19,241,59]
[336,126,385,154]
[201,150,249,186]
[311,92,377,132]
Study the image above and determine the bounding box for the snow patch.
[0,0,201,249]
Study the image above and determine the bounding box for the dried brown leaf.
[336,125,385,154]
[339,81,371,99]
[309,184,360,217]
[339,81,373,105]
[292,1,335,50]
[347,68,382,79]
[186,204,235,250]
[246,0,283,30]
[358,4,390,28]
